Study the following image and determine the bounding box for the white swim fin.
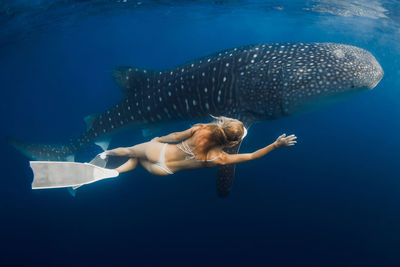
[29,161,119,189]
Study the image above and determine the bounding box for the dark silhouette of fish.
[8,42,383,197]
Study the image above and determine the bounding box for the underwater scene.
[1,0,400,266]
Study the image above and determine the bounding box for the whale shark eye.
[351,84,355,88]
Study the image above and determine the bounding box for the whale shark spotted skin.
[8,42,383,196]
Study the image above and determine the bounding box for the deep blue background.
[1,1,400,266]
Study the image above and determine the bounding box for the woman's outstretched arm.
[216,134,297,165]
[152,125,199,143]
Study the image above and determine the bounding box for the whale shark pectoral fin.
[112,66,159,96]
[95,139,111,151]
[216,141,242,198]
[216,164,236,197]
[84,114,99,130]
[216,117,253,197]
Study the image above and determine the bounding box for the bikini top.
[176,141,221,162]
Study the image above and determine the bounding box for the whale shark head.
[279,43,383,116]
[343,45,384,90]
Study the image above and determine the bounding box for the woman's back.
[162,125,222,172]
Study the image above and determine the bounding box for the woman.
[100,116,297,175]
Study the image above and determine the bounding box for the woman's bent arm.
[153,126,197,143]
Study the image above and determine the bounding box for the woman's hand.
[275,133,297,147]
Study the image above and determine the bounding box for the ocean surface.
[1,1,400,266]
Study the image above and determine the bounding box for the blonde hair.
[188,116,245,161]
[209,115,245,147]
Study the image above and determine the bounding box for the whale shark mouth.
[369,78,381,89]
[368,72,383,89]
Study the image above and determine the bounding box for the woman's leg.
[106,142,164,162]
[115,158,139,173]
[105,147,134,157]
[108,142,166,174]
[106,142,153,158]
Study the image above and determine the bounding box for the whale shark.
[8,42,383,197]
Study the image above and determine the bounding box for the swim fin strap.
[29,161,119,189]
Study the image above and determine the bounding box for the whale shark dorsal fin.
[112,66,158,96]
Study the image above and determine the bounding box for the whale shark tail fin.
[6,136,76,161]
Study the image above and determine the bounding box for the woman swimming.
[99,116,297,176]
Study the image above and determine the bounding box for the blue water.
[1,1,400,266]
